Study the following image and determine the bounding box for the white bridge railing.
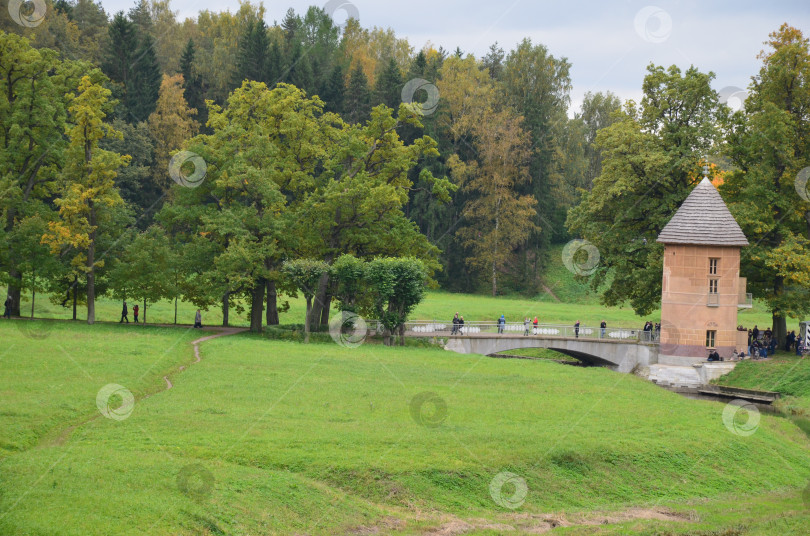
[401,321,659,343]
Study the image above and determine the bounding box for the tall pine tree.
[128,0,152,36]
[320,64,345,114]
[234,19,271,86]
[373,57,403,109]
[102,12,138,91]
[344,63,371,124]
[180,38,207,127]
[127,33,162,121]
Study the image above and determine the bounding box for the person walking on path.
[574,320,580,338]
[133,304,139,323]
[600,320,606,339]
[498,314,505,334]
[3,296,11,319]
[194,309,203,328]
[120,301,129,323]
[451,313,459,335]
[524,317,530,336]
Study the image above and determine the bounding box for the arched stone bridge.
[403,322,660,373]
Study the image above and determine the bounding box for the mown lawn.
[0,320,199,457]
[1,321,808,534]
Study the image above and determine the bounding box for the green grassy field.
[1,320,809,534]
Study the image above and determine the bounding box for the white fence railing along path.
[402,321,660,343]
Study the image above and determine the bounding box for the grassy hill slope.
[1,322,809,534]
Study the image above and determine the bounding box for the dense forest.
[1,1,809,342]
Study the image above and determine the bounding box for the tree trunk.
[31,285,35,319]
[492,209,499,297]
[222,291,230,327]
[86,204,96,325]
[143,298,147,324]
[383,327,392,346]
[6,270,21,317]
[266,280,279,325]
[320,293,331,327]
[174,297,177,325]
[399,323,405,346]
[309,272,330,332]
[773,276,786,348]
[72,276,77,320]
[492,260,497,297]
[773,313,787,351]
[250,281,265,333]
[304,296,312,343]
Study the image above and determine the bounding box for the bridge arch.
[442,335,659,373]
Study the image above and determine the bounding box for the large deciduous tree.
[43,76,130,324]
[438,55,537,294]
[567,64,719,315]
[451,110,538,296]
[721,24,810,345]
[148,73,198,189]
[0,31,89,316]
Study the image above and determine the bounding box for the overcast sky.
[101,0,809,113]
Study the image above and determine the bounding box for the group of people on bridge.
[449,314,611,339]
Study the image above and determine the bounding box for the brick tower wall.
[660,244,742,360]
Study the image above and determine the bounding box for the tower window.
[706,330,716,348]
[709,258,718,275]
[709,279,718,294]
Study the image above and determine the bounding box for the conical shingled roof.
[657,177,749,246]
